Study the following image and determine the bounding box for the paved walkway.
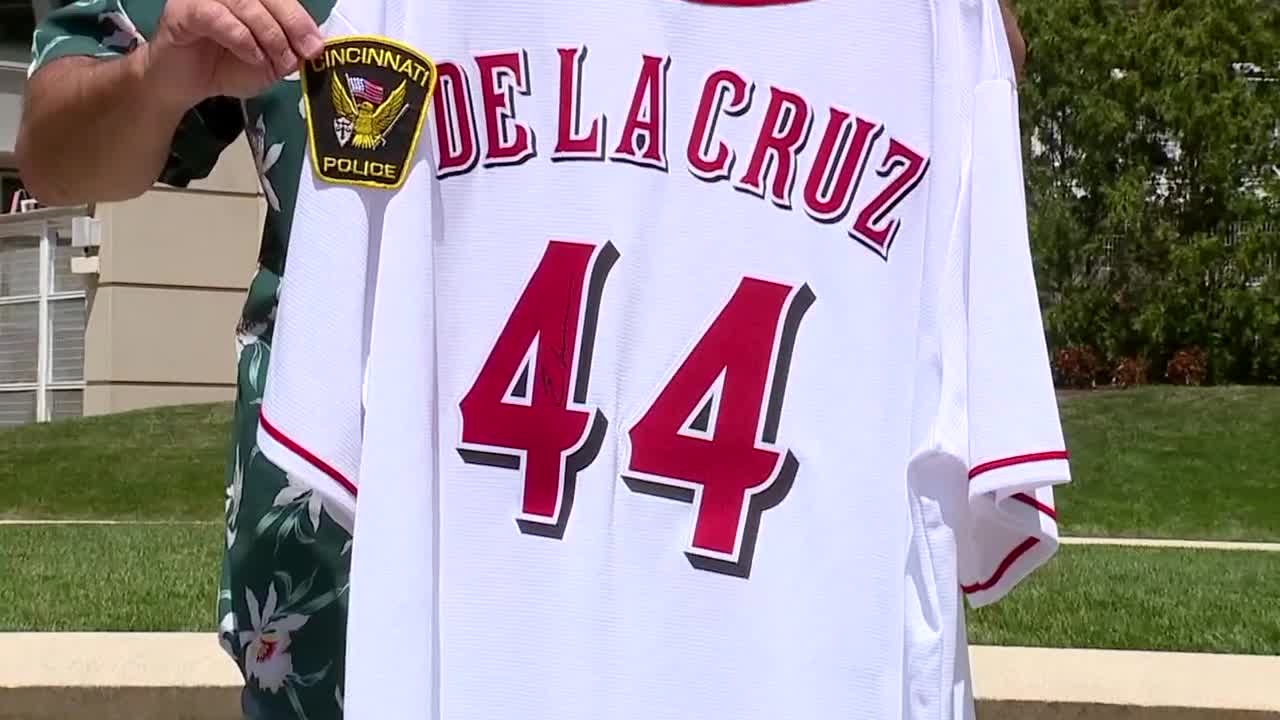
[2,635,1277,714]
[971,645,1280,712]
[1059,536,1280,552]
[0,634,240,688]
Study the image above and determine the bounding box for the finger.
[193,1,268,68]
[221,0,297,76]
[259,0,324,60]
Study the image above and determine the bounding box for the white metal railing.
[0,205,93,423]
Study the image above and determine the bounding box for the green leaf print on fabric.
[245,341,269,398]
[260,474,329,548]
[227,446,245,548]
[30,35,74,75]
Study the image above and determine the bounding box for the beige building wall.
[83,140,266,416]
[4,33,265,420]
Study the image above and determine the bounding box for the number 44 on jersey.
[459,240,815,579]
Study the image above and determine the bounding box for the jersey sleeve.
[932,68,1071,608]
[28,0,245,189]
[256,180,380,533]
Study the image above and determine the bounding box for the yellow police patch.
[301,36,438,190]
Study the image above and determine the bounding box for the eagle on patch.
[330,73,410,150]
[301,35,437,190]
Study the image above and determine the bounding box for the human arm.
[18,50,207,205]
[1000,0,1026,80]
[16,0,324,206]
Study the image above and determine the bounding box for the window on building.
[0,217,87,426]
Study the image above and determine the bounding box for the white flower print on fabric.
[241,584,309,693]
[235,327,264,364]
[226,449,245,547]
[247,115,284,212]
[235,573,346,715]
[236,316,272,361]
[219,610,238,656]
[99,5,143,53]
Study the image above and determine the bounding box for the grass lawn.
[967,545,1280,655]
[1055,385,1280,541]
[3,387,1279,540]
[2,388,1277,654]
[0,403,230,521]
[0,524,221,632]
[4,525,1277,656]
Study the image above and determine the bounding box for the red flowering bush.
[1052,346,1104,389]
[1165,347,1209,386]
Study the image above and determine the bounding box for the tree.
[1017,0,1280,383]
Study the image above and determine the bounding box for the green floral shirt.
[32,3,350,718]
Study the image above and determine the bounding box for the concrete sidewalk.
[1,634,1277,719]
[1059,536,1280,552]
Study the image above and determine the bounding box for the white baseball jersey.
[259,1,1071,718]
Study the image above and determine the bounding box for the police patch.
[301,36,437,190]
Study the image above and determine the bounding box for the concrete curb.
[0,634,241,720]
[0,687,241,720]
[1059,537,1280,552]
[1,635,1277,719]
[972,646,1280,715]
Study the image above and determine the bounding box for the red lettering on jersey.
[683,0,811,4]
[476,50,537,167]
[432,61,480,179]
[850,138,930,259]
[734,86,813,209]
[803,110,883,223]
[553,46,606,162]
[624,278,815,578]
[459,241,618,538]
[687,69,754,183]
[611,54,671,171]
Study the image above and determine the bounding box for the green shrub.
[1018,0,1280,386]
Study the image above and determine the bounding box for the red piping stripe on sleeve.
[968,450,1069,480]
[683,0,811,5]
[1013,492,1057,519]
[259,413,358,497]
[963,453,1065,595]
[961,499,1058,594]
[961,536,1041,594]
